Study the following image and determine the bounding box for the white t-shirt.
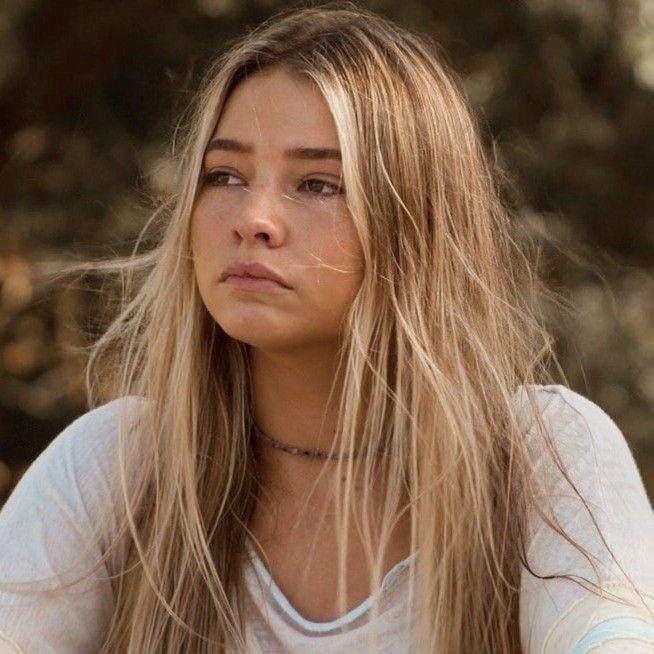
[0,384,653,653]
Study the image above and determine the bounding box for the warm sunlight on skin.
[191,66,364,354]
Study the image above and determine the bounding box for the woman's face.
[191,66,364,353]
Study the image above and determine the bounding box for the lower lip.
[223,275,289,292]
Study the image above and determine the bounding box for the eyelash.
[200,170,344,197]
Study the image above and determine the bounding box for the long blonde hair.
[10,2,650,651]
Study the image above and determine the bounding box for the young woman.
[0,3,652,652]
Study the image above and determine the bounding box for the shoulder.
[511,382,619,434]
[0,395,150,562]
[515,386,654,652]
[0,397,149,654]
[511,383,653,523]
[43,395,149,462]
[27,395,149,489]
[512,384,653,566]
[509,383,640,472]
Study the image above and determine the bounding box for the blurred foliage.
[0,0,653,503]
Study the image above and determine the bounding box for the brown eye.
[300,179,344,196]
[201,171,244,187]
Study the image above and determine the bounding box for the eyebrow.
[204,138,341,161]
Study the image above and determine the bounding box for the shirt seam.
[0,629,25,654]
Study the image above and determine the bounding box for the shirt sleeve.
[0,396,145,654]
[517,384,654,654]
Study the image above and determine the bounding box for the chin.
[215,314,293,350]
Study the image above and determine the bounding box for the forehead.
[211,66,339,146]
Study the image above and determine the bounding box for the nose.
[232,184,285,247]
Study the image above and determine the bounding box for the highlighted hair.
[12,2,649,652]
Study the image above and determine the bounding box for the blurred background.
[0,0,652,503]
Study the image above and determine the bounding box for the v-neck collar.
[243,539,418,634]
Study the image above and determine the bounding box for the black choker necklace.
[250,422,388,460]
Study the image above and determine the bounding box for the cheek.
[191,208,223,280]
[305,214,364,300]
[320,214,363,272]
[192,205,221,249]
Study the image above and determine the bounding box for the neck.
[248,342,355,499]
[247,343,411,561]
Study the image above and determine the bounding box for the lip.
[220,261,291,290]
[224,276,288,292]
